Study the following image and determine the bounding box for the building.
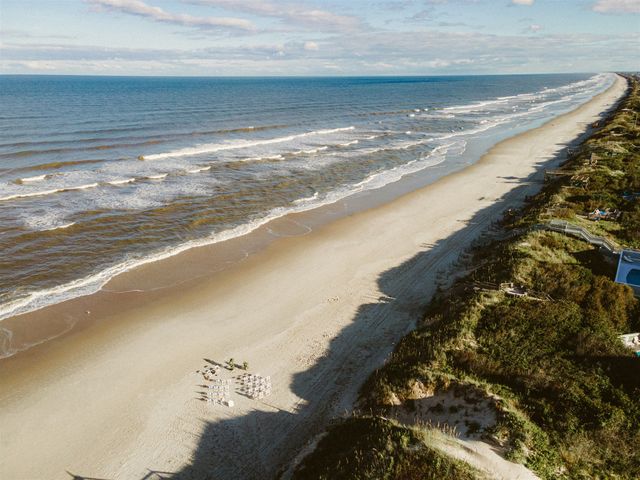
[615,249,640,296]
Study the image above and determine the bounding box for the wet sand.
[0,75,627,479]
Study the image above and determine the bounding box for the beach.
[0,74,627,480]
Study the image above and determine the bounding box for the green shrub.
[292,417,482,480]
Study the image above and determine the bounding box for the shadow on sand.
[67,106,618,480]
[161,151,567,479]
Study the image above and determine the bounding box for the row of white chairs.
[208,378,231,385]
[208,385,230,392]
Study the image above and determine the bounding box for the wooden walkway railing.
[538,220,620,254]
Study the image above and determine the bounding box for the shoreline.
[0,75,627,479]
[0,74,616,360]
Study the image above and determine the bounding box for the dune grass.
[293,416,485,480]
[291,75,640,480]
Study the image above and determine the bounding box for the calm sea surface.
[0,73,614,353]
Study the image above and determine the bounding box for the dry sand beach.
[0,75,627,480]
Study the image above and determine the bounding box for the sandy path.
[0,75,626,480]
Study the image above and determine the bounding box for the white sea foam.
[443,98,510,113]
[350,142,460,190]
[0,182,99,201]
[20,174,47,183]
[0,139,463,325]
[72,182,98,190]
[240,154,284,162]
[423,113,456,119]
[527,95,574,112]
[292,146,329,155]
[328,138,426,159]
[19,211,76,232]
[107,178,136,185]
[292,191,319,205]
[441,73,609,115]
[144,126,356,160]
[186,166,212,173]
[0,188,62,201]
[146,173,168,180]
[44,222,76,231]
[432,84,603,142]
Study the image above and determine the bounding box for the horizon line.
[0,71,621,79]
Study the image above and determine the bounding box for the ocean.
[0,73,614,355]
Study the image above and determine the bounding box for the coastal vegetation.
[293,416,483,480]
[291,75,640,479]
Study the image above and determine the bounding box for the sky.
[0,0,638,76]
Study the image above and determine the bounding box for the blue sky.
[1,0,638,75]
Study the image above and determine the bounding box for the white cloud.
[187,0,361,31]
[304,41,319,51]
[592,0,640,13]
[528,24,542,32]
[3,28,638,76]
[87,0,255,31]
[1,29,76,40]
[512,0,535,5]
[424,58,474,68]
[14,60,60,71]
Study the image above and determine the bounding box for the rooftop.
[615,249,640,296]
